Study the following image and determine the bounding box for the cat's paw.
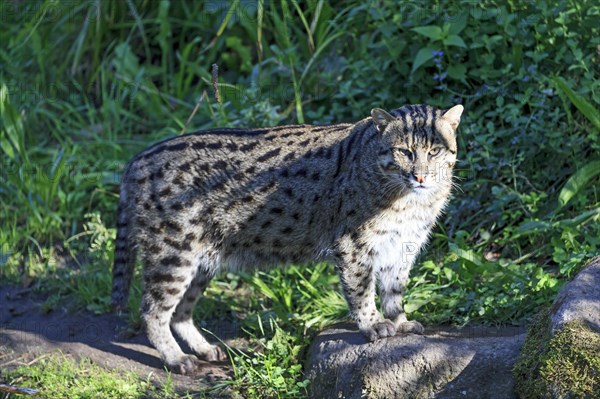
[397,320,424,334]
[195,344,228,362]
[363,319,397,341]
[166,354,204,375]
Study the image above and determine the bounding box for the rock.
[514,256,600,398]
[513,313,600,398]
[306,324,526,399]
[550,256,600,334]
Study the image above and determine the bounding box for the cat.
[112,103,463,374]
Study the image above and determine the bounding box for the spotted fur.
[112,104,464,374]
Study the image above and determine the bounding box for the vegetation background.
[1,0,598,397]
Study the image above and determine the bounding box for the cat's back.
[125,123,353,183]
[122,122,363,230]
[119,122,362,263]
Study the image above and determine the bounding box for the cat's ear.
[441,104,464,131]
[436,105,463,153]
[371,108,395,133]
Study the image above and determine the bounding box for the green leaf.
[215,0,240,37]
[404,298,433,313]
[157,0,171,53]
[112,43,139,79]
[225,36,252,72]
[514,220,552,236]
[0,84,28,163]
[412,26,443,40]
[558,160,600,208]
[551,76,600,131]
[449,243,484,268]
[290,0,315,52]
[447,64,466,80]
[448,13,468,35]
[411,47,436,73]
[558,207,600,227]
[444,34,467,48]
[49,149,66,201]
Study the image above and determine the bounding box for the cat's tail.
[111,182,135,313]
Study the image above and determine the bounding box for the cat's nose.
[414,174,426,183]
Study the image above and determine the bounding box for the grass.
[1,0,599,397]
[217,321,312,398]
[0,353,195,399]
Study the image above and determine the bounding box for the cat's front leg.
[379,264,424,335]
[335,259,397,341]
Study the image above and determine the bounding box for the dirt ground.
[0,285,239,394]
[0,284,532,397]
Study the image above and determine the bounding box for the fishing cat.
[112,104,463,374]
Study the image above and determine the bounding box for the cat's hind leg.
[141,248,203,374]
[170,253,227,362]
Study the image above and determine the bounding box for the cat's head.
[370,104,463,196]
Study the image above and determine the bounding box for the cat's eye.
[396,148,414,160]
[429,147,442,157]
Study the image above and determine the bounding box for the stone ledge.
[307,325,525,399]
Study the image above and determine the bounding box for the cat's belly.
[219,243,321,271]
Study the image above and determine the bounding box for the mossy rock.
[513,308,600,398]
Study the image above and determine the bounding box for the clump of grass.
[0,353,192,399]
[210,320,311,399]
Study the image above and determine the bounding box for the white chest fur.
[367,193,443,279]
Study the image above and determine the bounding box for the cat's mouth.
[411,181,428,189]
[411,183,430,192]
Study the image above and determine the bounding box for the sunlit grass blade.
[551,76,600,131]
[558,160,600,208]
[298,30,345,87]
[125,0,151,62]
[69,6,91,76]
[257,0,264,62]
[290,0,315,52]
[208,0,240,49]
[0,84,27,162]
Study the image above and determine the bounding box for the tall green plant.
[552,76,600,209]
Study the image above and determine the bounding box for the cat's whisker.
[450,180,464,193]
[381,184,400,198]
[380,179,405,197]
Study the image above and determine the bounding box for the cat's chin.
[409,185,437,198]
